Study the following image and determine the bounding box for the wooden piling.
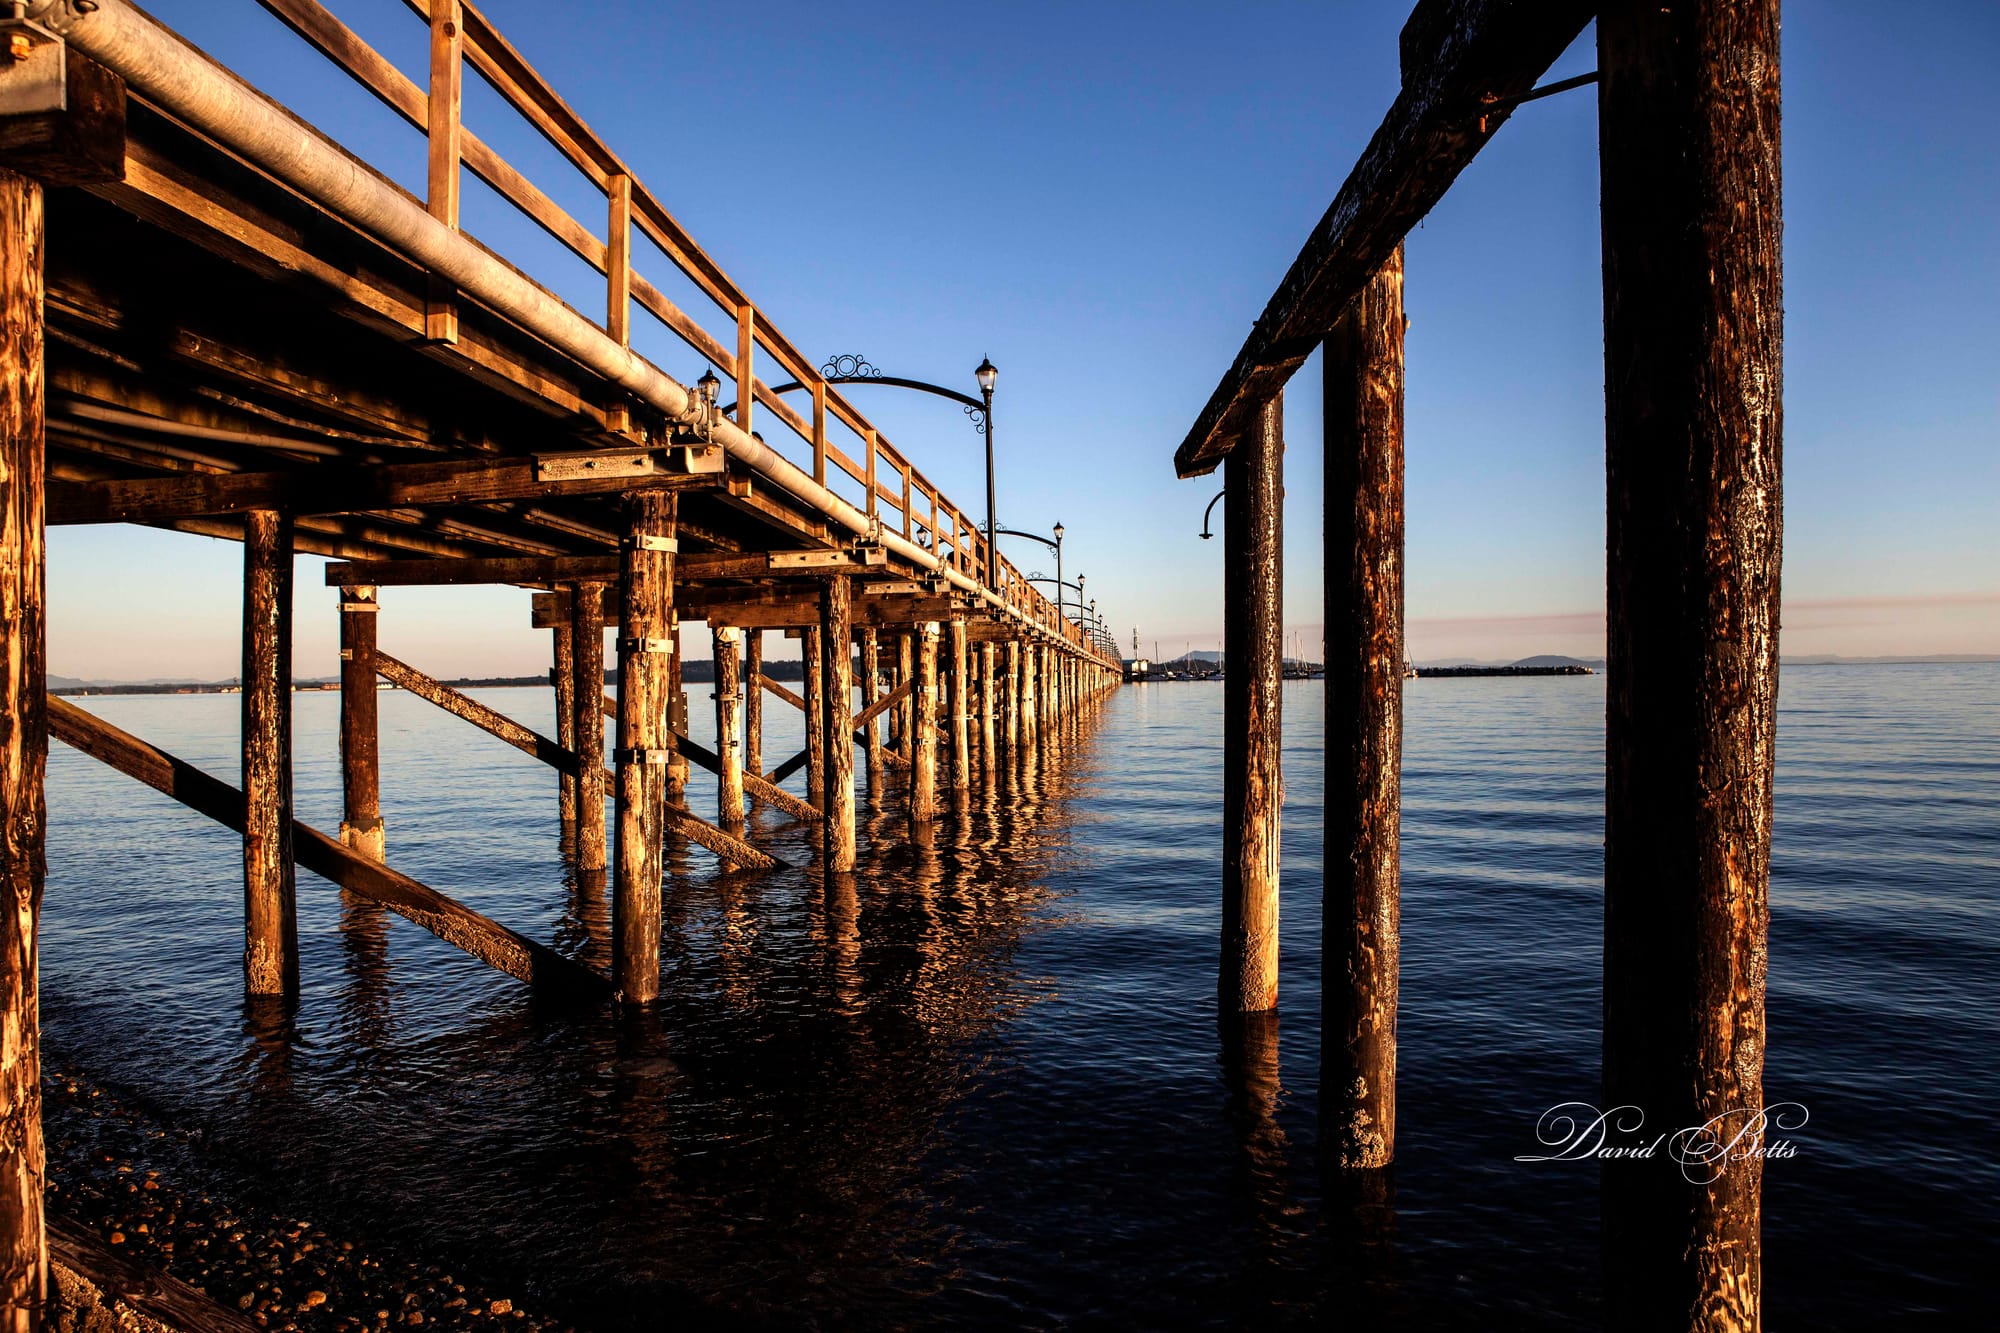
[979,641,998,774]
[860,627,884,795]
[1021,643,1040,749]
[910,622,939,823]
[338,584,384,860]
[1598,1,1782,1325]
[664,609,687,807]
[570,580,607,872]
[744,629,763,779]
[1321,249,1405,1168]
[551,605,577,831]
[896,632,915,761]
[821,577,857,869]
[613,495,675,1002]
[1,163,48,1333]
[947,620,971,790]
[1220,396,1284,1014]
[1004,640,1021,752]
[712,625,744,831]
[802,623,825,806]
[241,508,298,999]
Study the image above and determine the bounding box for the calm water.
[40,665,2000,1327]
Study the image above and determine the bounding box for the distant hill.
[1509,654,1607,670]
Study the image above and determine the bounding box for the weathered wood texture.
[978,641,997,774]
[614,495,674,1000]
[0,166,47,1333]
[821,577,856,869]
[0,49,126,188]
[712,626,744,832]
[552,614,576,827]
[947,620,970,789]
[47,697,608,998]
[759,671,805,713]
[909,623,939,824]
[569,580,606,871]
[895,632,914,758]
[338,585,384,859]
[1173,0,1593,475]
[49,1215,260,1333]
[744,629,763,778]
[376,651,571,770]
[241,509,298,997]
[1321,250,1405,1169]
[1598,2,1783,1327]
[1220,398,1284,1014]
[801,624,825,805]
[1003,641,1020,752]
[859,628,884,795]
[670,728,819,823]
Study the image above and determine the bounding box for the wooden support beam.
[1003,640,1020,753]
[551,600,576,830]
[744,629,763,778]
[338,584,384,859]
[895,631,914,759]
[49,450,727,524]
[669,727,820,824]
[979,641,998,776]
[712,625,744,834]
[570,579,607,872]
[853,677,913,733]
[423,0,464,344]
[1173,0,1593,475]
[947,620,971,790]
[860,628,884,795]
[329,546,877,589]
[1321,249,1405,1169]
[909,622,940,825]
[614,494,675,998]
[758,671,805,712]
[375,650,575,772]
[0,164,49,1333]
[241,508,298,998]
[50,1217,260,1333]
[1021,641,1040,749]
[1599,2,1782,1325]
[821,576,856,869]
[802,623,825,806]
[47,696,609,999]
[1220,398,1283,1015]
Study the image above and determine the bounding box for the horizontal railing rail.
[233,0,1108,662]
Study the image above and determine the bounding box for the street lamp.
[1051,521,1064,620]
[975,357,998,586]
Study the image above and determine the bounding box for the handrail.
[76,0,1117,664]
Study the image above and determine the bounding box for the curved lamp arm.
[1199,489,1226,540]
[996,527,1059,551]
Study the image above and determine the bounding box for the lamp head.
[696,367,721,406]
[974,356,998,395]
[1052,521,1064,542]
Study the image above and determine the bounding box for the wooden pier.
[1180,2,1781,1329]
[0,0,1119,1320]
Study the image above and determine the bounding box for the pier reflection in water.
[39,669,2000,1327]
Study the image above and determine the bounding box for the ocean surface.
[39,664,2000,1328]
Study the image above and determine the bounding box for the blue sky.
[48,1,2000,678]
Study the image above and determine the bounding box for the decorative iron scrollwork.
[964,402,988,435]
[820,353,882,380]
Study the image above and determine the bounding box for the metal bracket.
[0,13,65,118]
[863,580,927,596]
[534,449,655,483]
[624,533,679,553]
[338,601,379,613]
[619,637,675,656]
[615,748,673,766]
[673,443,726,475]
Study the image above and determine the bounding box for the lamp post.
[976,357,998,587]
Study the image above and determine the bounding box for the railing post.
[1,166,49,1325]
[605,171,633,436]
[424,0,463,344]
[812,380,828,488]
[613,494,675,1003]
[735,305,755,435]
[339,583,384,860]
[242,508,298,998]
[1220,396,1284,1015]
[1599,1,1782,1325]
[821,577,857,869]
[1322,248,1405,1168]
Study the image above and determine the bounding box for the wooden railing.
[246,0,1103,660]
